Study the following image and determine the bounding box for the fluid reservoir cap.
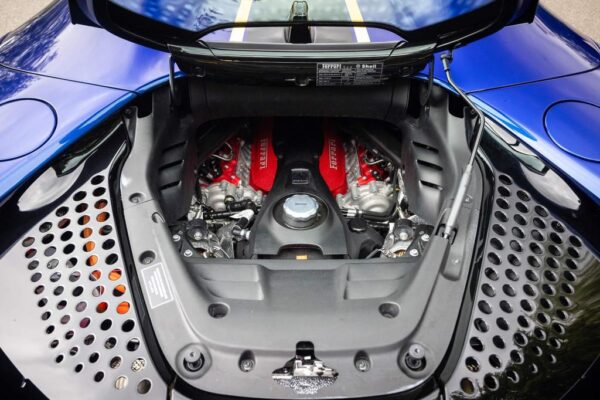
[283,194,318,222]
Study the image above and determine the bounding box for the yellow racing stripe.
[229,0,254,42]
[344,0,371,43]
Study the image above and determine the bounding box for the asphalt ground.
[1,1,599,42]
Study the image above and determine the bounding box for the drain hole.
[507,369,520,383]
[139,251,156,265]
[510,350,524,364]
[498,186,511,197]
[513,332,528,346]
[42,234,54,245]
[498,175,513,185]
[531,230,544,242]
[508,254,521,266]
[512,226,525,239]
[517,315,530,328]
[89,270,101,281]
[209,303,231,319]
[516,202,529,213]
[25,249,37,259]
[86,255,98,267]
[532,217,546,229]
[490,238,503,250]
[44,247,57,257]
[28,260,39,270]
[92,286,105,297]
[460,378,475,395]
[534,206,549,217]
[496,198,509,210]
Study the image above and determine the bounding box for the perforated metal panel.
[446,172,600,399]
[0,166,166,399]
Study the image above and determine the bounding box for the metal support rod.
[168,56,180,107]
[440,51,486,239]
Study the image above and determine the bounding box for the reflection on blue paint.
[110,0,493,33]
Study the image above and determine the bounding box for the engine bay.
[171,119,432,260]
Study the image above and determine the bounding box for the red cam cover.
[249,119,278,192]
[319,127,347,197]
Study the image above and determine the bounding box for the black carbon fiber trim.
[446,172,600,399]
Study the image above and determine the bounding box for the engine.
[175,120,431,259]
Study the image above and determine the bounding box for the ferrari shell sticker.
[316,62,383,86]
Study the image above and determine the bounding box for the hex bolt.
[354,357,371,372]
[239,358,255,372]
[183,350,204,372]
[172,234,181,242]
[405,344,426,372]
[409,249,419,257]
[421,234,430,242]
[183,249,193,258]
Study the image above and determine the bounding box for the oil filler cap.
[283,194,318,222]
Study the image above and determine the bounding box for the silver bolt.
[404,344,426,372]
[172,234,181,242]
[193,230,203,241]
[354,358,370,372]
[421,234,430,242]
[409,249,419,257]
[398,231,410,241]
[408,344,425,360]
[465,195,473,204]
[183,249,193,258]
[239,358,255,372]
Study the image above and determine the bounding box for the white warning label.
[141,263,174,309]
[316,62,384,86]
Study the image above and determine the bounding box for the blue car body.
[0,1,599,204]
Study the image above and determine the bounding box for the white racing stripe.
[229,0,254,42]
[344,0,371,43]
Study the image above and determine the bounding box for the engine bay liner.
[118,83,485,398]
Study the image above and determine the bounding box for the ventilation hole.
[41,234,54,245]
[562,283,575,295]
[465,356,480,372]
[545,270,558,282]
[516,202,529,213]
[84,335,95,346]
[127,338,141,352]
[109,269,122,281]
[492,224,506,236]
[531,230,544,242]
[50,339,59,349]
[521,299,534,312]
[44,247,57,257]
[517,315,530,328]
[508,254,521,267]
[500,301,513,313]
[110,356,123,369]
[75,203,88,213]
[83,241,95,252]
[553,322,566,335]
[567,247,580,259]
[102,240,116,251]
[482,283,496,297]
[94,371,105,383]
[89,352,100,363]
[469,337,484,352]
[31,272,42,283]
[89,270,102,281]
[79,317,91,328]
[137,379,152,395]
[514,214,527,226]
[25,249,37,259]
[97,212,110,222]
[38,298,48,307]
[569,236,583,248]
[93,187,106,197]
[542,284,556,296]
[39,222,52,233]
[91,175,105,185]
[105,337,117,349]
[122,319,135,332]
[505,269,518,282]
[41,311,51,321]
[478,301,492,315]
[46,325,55,334]
[63,244,75,254]
[50,272,61,283]
[496,317,509,331]
[498,186,511,197]
[533,217,546,229]
[530,243,543,255]
[78,215,90,226]
[81,228,93,239]
[483,374,499,391]
[113,285,126,297]
[74,363,84,373]
[525,269,539,282]
[494,211,508,222]
[496,198,510,210]
[487,253,501,265]
[540,298,553,310]
[556,309,569,321]
[54,286,64,296]
[523,284,537,297]
[28,260,39,270]
[58,218,71,229]
[532,345,543,357]
[537,312,550,325]
[100,225,113,236]
[512,227,525,239]
[65,330,75,340]
[549,233,563,245]
[498,174,513,185]
[56,206,69,217]
[559,296,572,307]
[489,354,502,369]
[55,354,64,364]
[92,286,105,297]
[95,199,108,210]
[57,300,67,310]
[513,332,528,347]
[549,337,562,349]
[73,191,87,201]
[548,245,562,257]
[485,268,499,281]
[96,302,108,313]
[490,238,503,251]
[565,259,578,270]
[474,318,489,333]
[76,301,87,312]
[516,190,531,202]
[117,302,130,315]
[528,256,542,268]
[533,327,547,341]
[510,240,523,252]
[34,285,45,295]
[72,286,84,297]
[563,271,576,282]
[66,258,77,268]
[86,255,98,267]
[106,253,118,265]
[100,319,112,331]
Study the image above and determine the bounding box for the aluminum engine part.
[336,181,395,215]
[381,220,415,257]
[201,180,263,212]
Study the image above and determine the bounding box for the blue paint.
[0,99,57,161]
[544,101,600,162]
